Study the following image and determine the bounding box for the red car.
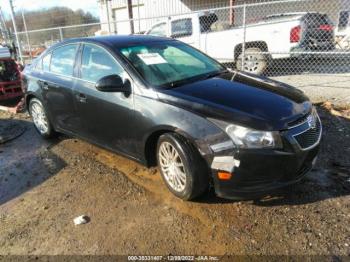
[0,48,23,102]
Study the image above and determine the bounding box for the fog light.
[218,171,232,180]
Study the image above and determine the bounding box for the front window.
[81,44,124,83]
[118,41,225,87]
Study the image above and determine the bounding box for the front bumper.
[212,146,319,200]
[209,111,322,200]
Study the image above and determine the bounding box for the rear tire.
[236,47,268,75]
[157,133,209,200]
[29,98,56,138]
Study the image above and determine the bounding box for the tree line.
[5,7,100,46]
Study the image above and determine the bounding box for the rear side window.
[171,19,193,38]
[50,44,78,76]
[80,44,124,83]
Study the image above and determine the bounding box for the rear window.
[199,14,218,32]
[303,14,333,26]
[0,60,20,82]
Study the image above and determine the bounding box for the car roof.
[51,35,174,49]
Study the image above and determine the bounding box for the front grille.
[293,115,321,150]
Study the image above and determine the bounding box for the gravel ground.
[272,74,350,107]
[0,99,349,256]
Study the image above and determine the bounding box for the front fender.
[134,94,231,165]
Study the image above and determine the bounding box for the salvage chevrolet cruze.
[23,35,322,200]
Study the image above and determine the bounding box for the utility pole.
[21,8,32,60]
[8,0,24,63]
[0,7,9,42]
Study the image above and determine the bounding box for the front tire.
[157,133,209,200]
[236,47,268,75]
[29,98,55,138]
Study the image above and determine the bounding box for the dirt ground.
[0,103,349,257]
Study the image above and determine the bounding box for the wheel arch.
[143,126,199,167]
[25,93,39,111]
[234,41,269,61]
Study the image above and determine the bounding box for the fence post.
[106,0,112,34]
[21,9,32,60]
[241,3,246,71]
[137,0,141,33]
[59,28,64,41]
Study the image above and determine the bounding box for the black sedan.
[23,35,321,200]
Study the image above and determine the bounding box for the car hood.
[156,71,312,131]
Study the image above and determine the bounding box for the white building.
[98,0,349,35]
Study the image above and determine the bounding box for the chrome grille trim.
[292,113,322,151]
[287,113,310,129]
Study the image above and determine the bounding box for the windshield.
[118,41,225,88]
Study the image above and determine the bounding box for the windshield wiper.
[203,69,229,80]
[168,78,193,88]
[162,69,228,89]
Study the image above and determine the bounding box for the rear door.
[301,13,335,50]
[73,43,136,155]
[37,44,81,133]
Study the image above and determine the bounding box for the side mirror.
[95,74,131,95]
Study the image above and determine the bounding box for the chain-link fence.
[15,0,350,81]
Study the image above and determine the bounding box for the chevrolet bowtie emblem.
[307,115,316,129]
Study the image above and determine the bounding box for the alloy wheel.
[30,102,49,134]
[158,141,187,192]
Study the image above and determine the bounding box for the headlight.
[209,119,282,149]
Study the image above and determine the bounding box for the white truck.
[146,12,335,74]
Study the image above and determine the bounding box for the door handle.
[76,93,87,103]
[39,80,49,90]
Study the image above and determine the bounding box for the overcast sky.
[1,0,100,18]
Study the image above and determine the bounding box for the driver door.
[74,43,136,155]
